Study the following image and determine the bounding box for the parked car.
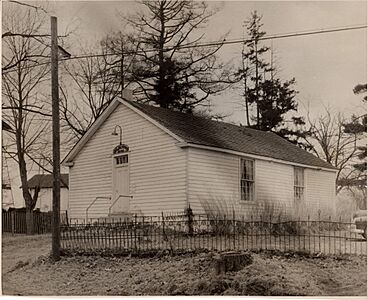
[352,210,367,240]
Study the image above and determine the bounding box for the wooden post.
[51,16,61,261]
[186,206,194,236]
[65,210,69,227]
[233,209,236,249]
[134,214,137,252]
[11,210,15,235]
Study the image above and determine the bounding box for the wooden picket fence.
[2,210,68,234]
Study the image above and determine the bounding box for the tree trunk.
[255,41,260,128]
[158,2,167,108]
[242,54,250,126]
[16,64,35,235]
[26,208,34,235]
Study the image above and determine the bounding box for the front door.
[112,154,130,213]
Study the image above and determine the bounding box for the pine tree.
[342,83,367,189]
[241,11,270,127]
[240,11,308,148]
[117,0,234,112]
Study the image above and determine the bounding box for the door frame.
[112,152,130,212]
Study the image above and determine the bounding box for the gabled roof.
[26,174,69,189]
[62,94,336,171]
[126,100,336,170]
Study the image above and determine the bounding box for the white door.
[112,154,130,213]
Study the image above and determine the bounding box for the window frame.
[239,158,256,202]
[113,153,129,168]
[294,167,305,203]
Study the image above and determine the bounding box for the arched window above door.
[113,143,129,155]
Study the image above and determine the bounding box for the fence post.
[11,210,15,235]
[162,212,166,244]
[134,214,137,252]
[260,214,263,250]
[224,213,227,250]
[278,214,281,251]
[269,214,272,250]
[328,215,331,255]
[298,216,301,251]
[250,214,253,250]
[233,209,236,249]
[318,210,321,253]
[339,215,342,255]
[185,206,194,236]
[307,215,310,253]
[65,210,69,227]
[307,215,310,230]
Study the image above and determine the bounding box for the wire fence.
[60,213,367,256]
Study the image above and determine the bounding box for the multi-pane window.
[294,167,304,202]
[115,154,128,165]
[240,159,255,201]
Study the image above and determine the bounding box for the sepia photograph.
[1,0,367,296]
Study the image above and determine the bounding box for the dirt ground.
[2,234,367,296]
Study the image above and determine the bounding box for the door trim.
[112,153,130,212]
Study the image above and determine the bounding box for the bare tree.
[59,37,137,142]
[2,3,52,234]
[303,108,362,193]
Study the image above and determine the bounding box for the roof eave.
[62,91,186,166]
[61,97,122,165]
[119,99,185,144]
[179,142,337,172]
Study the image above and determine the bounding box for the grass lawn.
[2,233,367,296]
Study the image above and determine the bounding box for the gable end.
[62,94,186,165]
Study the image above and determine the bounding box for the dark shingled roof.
[26,174,69,189]
[128,100,336,170]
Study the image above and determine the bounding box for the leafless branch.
[8,0,48,14]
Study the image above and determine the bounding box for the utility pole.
[51,16,60,261]
[120,40,125,98]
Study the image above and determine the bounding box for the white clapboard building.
[62,92,337,221]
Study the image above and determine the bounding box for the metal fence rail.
[60,214,367,256]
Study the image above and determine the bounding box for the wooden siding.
[187,148,239,214]
[305,169,336,218]
[34,188,69,212]
[68,103,186,219]
[254,160,294,215]
[187,147,336,218]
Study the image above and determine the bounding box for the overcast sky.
[3,0,367,207]
[48,0,367,124]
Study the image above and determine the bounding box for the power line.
[63,24,368,60]
[197,24,367,48]
[2,24,367,75]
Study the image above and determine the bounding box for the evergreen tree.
[241,11,270,127]
[114,0,234,112]
[342,83,367,190]
[240,11,308,148]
